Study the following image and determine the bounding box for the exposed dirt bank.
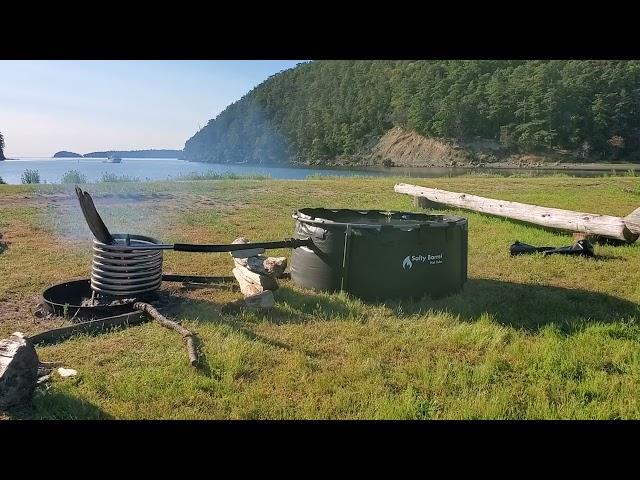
[370,127,469,167]
[296,126,640,171]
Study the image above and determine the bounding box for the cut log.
[232,266,279,295]
[230,238,287,278]
[263,257,288,278]
[230,237,282,308]
[244,290,276,309]
[235,255,288,278]
[0,332,39,407]
[222,290,276,311]
[625,207,640,236]
[395,183,639,243]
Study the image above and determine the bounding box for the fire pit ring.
[41,278,156,321]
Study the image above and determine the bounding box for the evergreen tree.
[183,60,640,164]
[0,131,5,160]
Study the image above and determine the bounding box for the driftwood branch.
[134,302,199,367]
[395,183,639,243]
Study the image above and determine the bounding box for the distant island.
[53,151,83,158]
[53,149,183,159]
[84,149,183,159]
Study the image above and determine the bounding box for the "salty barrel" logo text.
[402,253,444,270]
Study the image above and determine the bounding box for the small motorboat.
[103,156,122,163]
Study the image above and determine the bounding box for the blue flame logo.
[402,255,413,270]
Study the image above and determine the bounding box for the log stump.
[0,332,39,407]
[230,237,283,309]
[235,255,288,278]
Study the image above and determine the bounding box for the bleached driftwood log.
[395,183,640,243]
[0,332,39,407]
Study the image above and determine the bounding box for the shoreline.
[470,162,640,171]
[3,157,639,177]
[291,160,640,172]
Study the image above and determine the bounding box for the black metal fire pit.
[41,278,156,321]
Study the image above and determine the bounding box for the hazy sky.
[0,60,305,157]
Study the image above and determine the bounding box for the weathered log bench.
[395,183,640,243]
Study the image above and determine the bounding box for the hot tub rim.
[292,208,467,230]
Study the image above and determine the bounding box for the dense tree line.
[183,61,640,164]
[0,131,5,160]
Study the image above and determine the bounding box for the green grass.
[0,175,639,419]
[100,172,140,183]
[172,170,270,181]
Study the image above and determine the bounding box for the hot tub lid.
[293,208,466,229]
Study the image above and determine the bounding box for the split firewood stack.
[229,237,288,309]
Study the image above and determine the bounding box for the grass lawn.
[1,174,639,419]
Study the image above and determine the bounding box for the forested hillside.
[183,61,640,165]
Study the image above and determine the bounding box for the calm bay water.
[0,157,625,185]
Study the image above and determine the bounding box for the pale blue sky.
[0,60,305,157]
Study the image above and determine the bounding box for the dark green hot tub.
[290,208,468,300]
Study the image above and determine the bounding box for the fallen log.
[395,183,639,243]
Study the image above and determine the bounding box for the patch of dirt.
[0,295,61,338]
[370,127,471,167]
[0,281,238,340]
